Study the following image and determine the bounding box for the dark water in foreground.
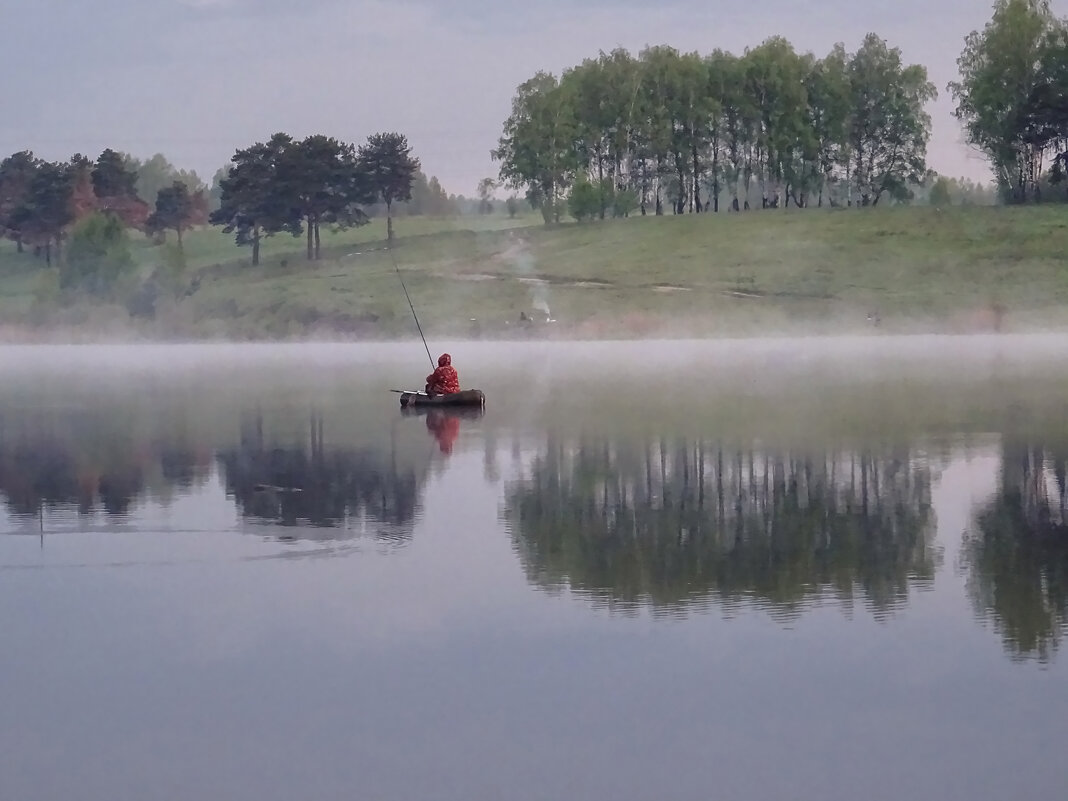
[1,338,1066,801]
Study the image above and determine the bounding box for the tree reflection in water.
[0,414,211,519]
[505,437,937,619]
[217,412,425,541]
[965,441,1068,663]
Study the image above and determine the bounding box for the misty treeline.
[0,131,439,297]
[950,0,1068,204]
[0,149,212,266]
[494,1,1068,222]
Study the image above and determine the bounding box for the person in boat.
[425,353,460,397]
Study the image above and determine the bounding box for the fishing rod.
[388,246,434,369]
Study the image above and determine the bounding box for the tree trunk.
[711,146,720,213]
[45,240,52,266]
[692,144,702,213]
[15,237,22,253]
[252,225,261,266]
[677,161,686,214]
[386,200,394,242]
[597,157,605,220]
[176,224,183,251]
[314,221,321,260]
[655,158,664,215]
[306,218,314,260]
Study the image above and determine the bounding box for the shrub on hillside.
[62,212,135,296]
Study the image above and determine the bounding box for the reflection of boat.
[400,405,485,421]
[396,389,486,409]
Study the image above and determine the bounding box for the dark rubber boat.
[396,389,486,409]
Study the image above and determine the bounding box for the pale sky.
[1,0,1058,195]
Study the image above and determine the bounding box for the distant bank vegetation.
[0,0,1063,315]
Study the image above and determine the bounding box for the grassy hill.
[0,205,1066,340]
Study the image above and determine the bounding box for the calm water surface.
[1,338,1066,801]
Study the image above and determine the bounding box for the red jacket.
[425,353,460,396]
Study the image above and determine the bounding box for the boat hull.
[398,389,486,409]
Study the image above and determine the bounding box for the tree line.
[493,33,938,222]
[0,148,211,265]
[210,131,419,265]
[494,1,1068,222]
[0,130,425,288]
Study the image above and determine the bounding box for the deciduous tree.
[950,0,1061,202]
[493,72,578,224]
[847,34,936,206]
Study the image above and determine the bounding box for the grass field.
[0,205,1066,339]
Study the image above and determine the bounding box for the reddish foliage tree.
[188,188,210,226]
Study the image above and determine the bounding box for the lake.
[1,337,1066,801]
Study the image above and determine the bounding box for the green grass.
[1,205,1066,339]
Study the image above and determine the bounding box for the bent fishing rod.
[389,246,434,369]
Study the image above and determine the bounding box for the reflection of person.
[425,410,460,455]
[425,353,460,396]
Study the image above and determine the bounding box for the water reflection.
[0,412,212,518]
[216,411,427,541]
[965,441,1068,662]
[401,406,484,457]
[0,402,439,544]
[505,437,938,618]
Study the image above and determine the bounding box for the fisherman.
[425,353,461,397]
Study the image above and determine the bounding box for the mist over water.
[0,337,1065,801]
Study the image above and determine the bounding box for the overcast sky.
[1,0,1059,195]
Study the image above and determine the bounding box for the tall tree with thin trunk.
[357,132,419,243]
[493,71,579,224]
[847,34,936,206]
